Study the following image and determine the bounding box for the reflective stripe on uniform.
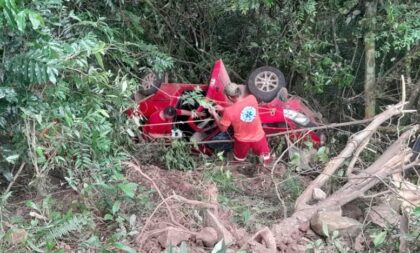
[233,154,247,161]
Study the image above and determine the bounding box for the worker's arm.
[177,109,206,118]
[214,104,225,112]
[209,107,229,132]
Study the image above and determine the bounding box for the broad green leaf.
[250,42,259,48]
[4,8,16,27]
[34,114,42,124]
[28,12,43,30]
[414,207,420,216]
[27,239,44,253]
[372,231,387,247]
[179,241,188,253]
[84,236,101,248]
[5,0,17,10]
[35,146,44,157]
[118,182,137,198]
[112,200,121,214]
[16,11,26,32]
[95,52,104,69]
[25,200,41,212]
[165,245,175,253]
[5,154,19,164]
[2,170,13,181]
[316,146,328,162]
[322,223,329,237]
[113,242,136,253]
[47,67,57,84]
[97,109,109,118]
[126,128,135,137]
[29,60,36,83]
[121,79,128,94]
[242,209,251,223]
[290,152,301,167]
[68,10,81,21]
[304,140,313,149]
[103,214,113,221]
[211,239,227,253]
[305,244,314,250]
[35,62,44,84]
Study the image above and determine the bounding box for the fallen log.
[295,102,410,209]
[270,125,419,252]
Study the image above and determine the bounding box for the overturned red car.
[127,59,324,154]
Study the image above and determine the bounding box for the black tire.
[138,71,163,96]
[247,66,286,102]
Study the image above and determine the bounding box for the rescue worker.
[143,106,205,139]
[208,83,271,167]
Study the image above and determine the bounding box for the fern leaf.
[43,214,89,242]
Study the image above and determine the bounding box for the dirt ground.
[124,161,313,252]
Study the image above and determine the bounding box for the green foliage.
[280,171,304,200]
[408,207,420,243]
[117,182,138,198]
[315,146,329,163]
[289,152,301,168]
[371,230,387,248]
[141,0,418,120]
[311,225,350,253]
[0,0,174,182]
[0,0,169,251]
[0,194,93,252]
[161,140,196,171]
[180,87,213,109]
[43,214,89,242]
[376,3,420,53]
[165,242,190,253]
[1,0,418,252]
[113,242,137,253]
[203,153,234,191]
[211,239,228,253]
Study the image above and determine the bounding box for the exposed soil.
[124,161,303,252]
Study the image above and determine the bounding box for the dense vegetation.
[1,0,419,252]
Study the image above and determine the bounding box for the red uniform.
[220,95,270,161]
[143,109,181,138]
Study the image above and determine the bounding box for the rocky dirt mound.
[124,161,296,252]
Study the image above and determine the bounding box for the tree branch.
[295,103,406,209]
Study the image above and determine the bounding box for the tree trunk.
[271,126,418,252]
[364,1,377,118]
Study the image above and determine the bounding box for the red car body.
[128,59,322,154]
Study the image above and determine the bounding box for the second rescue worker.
[209,83,271,167]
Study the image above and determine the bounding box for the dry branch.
[399,212,409,253]
[124,161,180,226]
[5,163,26,194]
[125,163,236,250]
[295,103,407,209]
[272,125,418,251]
[243,227,277,252]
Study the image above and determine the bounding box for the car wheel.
[138,71,163,96]
[247,66,286,102]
